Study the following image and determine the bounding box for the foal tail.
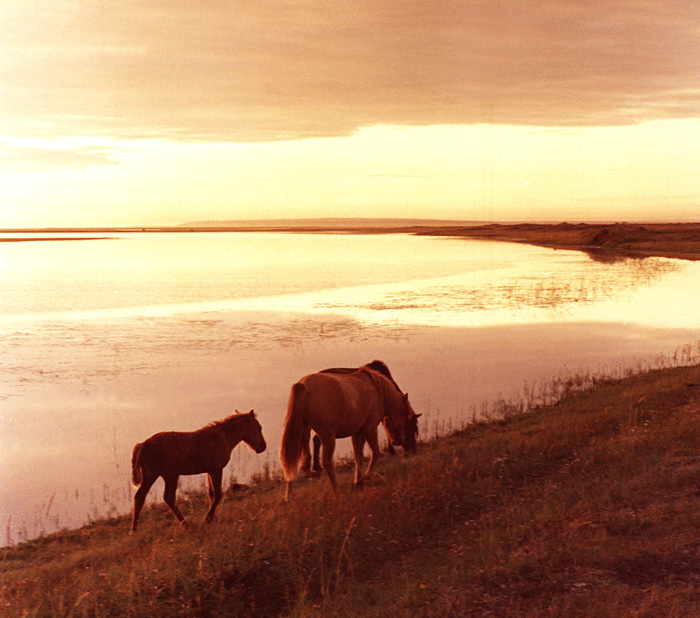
[131,442,145,486]
[279,382,307,482]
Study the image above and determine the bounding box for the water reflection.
[315,254,685,327]
[0,232,516,318]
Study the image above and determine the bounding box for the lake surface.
[2,231,699,544]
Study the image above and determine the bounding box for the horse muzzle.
[391,434,404,447]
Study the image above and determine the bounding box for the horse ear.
[415,413,422,419]
[402,393,409,403]
[248,409,255,417]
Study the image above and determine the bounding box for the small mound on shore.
[587,225,653,249]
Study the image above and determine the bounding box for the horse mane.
[204,411,253,431]
[362,360,402,394]
[361,365,403,409]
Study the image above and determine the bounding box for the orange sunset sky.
[1,1,699,227]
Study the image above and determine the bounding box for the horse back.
[300,370,384,438]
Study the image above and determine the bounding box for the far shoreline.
[2,221,700,261]
[0,236,115,243]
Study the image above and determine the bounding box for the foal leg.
[163,475,186,526]
[321,437,338,492]
[131,473,157,532]
[205,469,223,522]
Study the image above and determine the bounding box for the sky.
[1,1,699,227]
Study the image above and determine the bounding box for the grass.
[4,363,700,617]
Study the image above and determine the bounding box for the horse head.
[238,410,267,454]
[382,392,414,447]
[402,401,421,455]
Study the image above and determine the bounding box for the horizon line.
[2,217,700,235]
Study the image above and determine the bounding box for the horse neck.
[217,417,247,450]
[369,371,403,418]
[385,386,404,419]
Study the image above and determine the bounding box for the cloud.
[1,0,698,142]
[0,142,123,169]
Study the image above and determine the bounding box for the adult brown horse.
[301,361,421,472]
[279,363,413,501]
[131,410,266,531]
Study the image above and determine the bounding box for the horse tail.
[280,382,308,481]
[131,442,145,486]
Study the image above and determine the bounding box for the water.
[1,231,699,544]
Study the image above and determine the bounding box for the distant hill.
[180,217,488,228]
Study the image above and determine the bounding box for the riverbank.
[3,362,700,617]
[415,222,700,262]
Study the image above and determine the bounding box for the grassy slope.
[3,364,700,617]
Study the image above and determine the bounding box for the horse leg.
[321,437,338,492]
[383,423,396,455]
[359,430,382,485]
[312,434,322,472]
[205,469,223,522]
[351,434,366,487]
[131,473,157,532]
[352,434,366,467]
[163,475,186,526]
